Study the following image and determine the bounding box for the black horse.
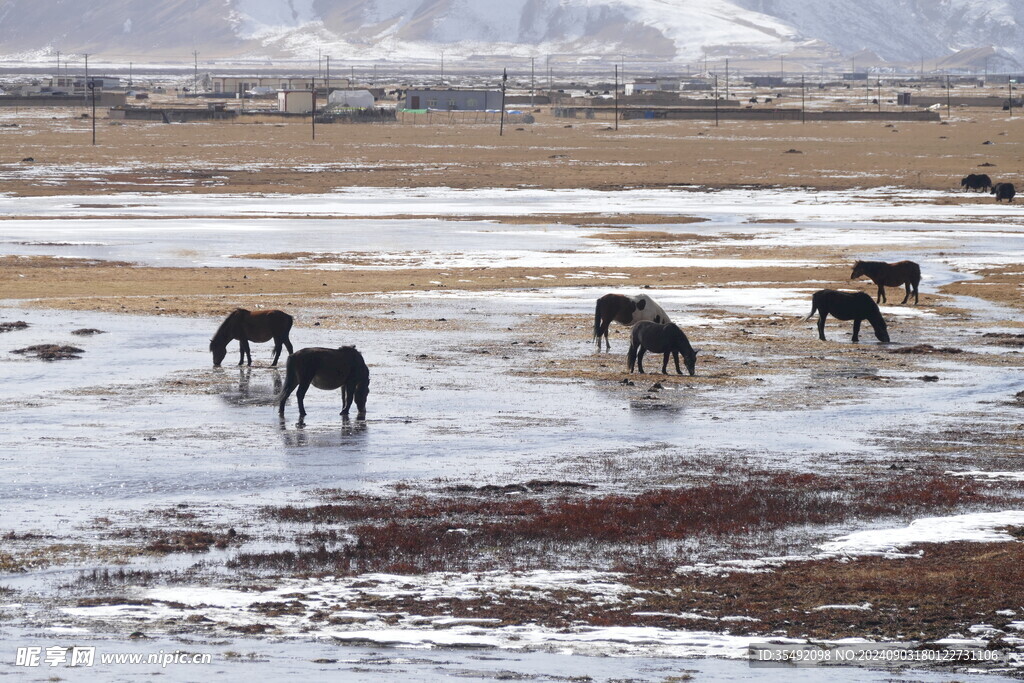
[992,182,1016,203]
[210,308,293,367]
[806,290,890,343]
[627,321,698,375]
[278,346,369,421]
[961,173,992,192]
[850,260,921,305]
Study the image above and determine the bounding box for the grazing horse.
[593,293,671,350]
[627,321,699,376]
[210,308,294,367]
[806,290,890,343]
[850,260,921,305]
[278,346,369,420]
[961,173,992,192]
[992,182,1016,203]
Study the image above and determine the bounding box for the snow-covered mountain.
[0,0,1021,69]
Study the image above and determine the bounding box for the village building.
[278,90,315,113]
[211,76,349,96]
[403,88,503,110]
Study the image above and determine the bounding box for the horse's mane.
[210,308,248,349]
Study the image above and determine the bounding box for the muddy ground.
[0,113,1023,680]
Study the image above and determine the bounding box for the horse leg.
[913,281,919,305]
[271,341,283,367]
[636,347,647,374]
[278,368,297,416]
[661,352,670,375]
[877,284,885,304]
[341,383,354,416]
[673,350,683,375]
[237,341,246,366]
[296,380,309,418]
[901,282,911,305]
[817,314,827,341]
[852,318,862,343]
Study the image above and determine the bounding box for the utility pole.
[725,58,729,100]
[547,55,551,91]
[499,68,507,136]
[946,73,951,119]
[55,50,60,89]
[83,53,89,105]
[440,50,445,85]
[1009,78,1014,118]
[801,75,805,123]
[614,63,619,131]
[88,78,96,145]
[530,56,535,107]
[714,74,719,127]
[193,50,199,95]
[877,78,881,112]
[311,89,316,140]
[128,61,133,89]
[326,55,330,93]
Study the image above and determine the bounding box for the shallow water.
[2,186,1024,675]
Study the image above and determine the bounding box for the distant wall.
[107,107,237,122]
[615,108,941,122]
[0,92,126,107]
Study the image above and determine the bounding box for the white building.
[278,90,314,113]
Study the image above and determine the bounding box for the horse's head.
[210,340,226,367]
[850,261,865,280]
[871,317,890,343]
[683,347,699,376]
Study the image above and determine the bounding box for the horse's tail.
[804,298,818,321]
[593,299,602,340]
[627,341,638,373]
[277,354,299,414]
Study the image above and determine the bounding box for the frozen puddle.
[55,510,1024,670]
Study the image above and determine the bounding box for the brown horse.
[850,260,921,305]
[278,346,369,420]
[806,290,890,343]
[210,308,294,367]
[593,293,671,351]
[627,321,699,375]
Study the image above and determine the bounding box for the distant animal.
[960,173,992,192]
[850,260,921,305]
[992,182,1016,202]
[278,346,369,420]
[210,308,294,367]
[627,321,699,376]
[593,293,671,350]
[805,290,890,343]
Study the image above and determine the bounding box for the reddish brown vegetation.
[890,344,963,354]
[234,474,1014,576]
[143,529,242,554]
[337,542,1024,643]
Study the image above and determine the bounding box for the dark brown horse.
[593,293,671,350]
[627,321,699,375]
[278,346,369,420]
[210,308,294,367]
[850,260,921,305]
[806,290,890,343]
